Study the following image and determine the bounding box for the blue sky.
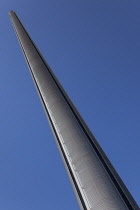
[0,1,140,209]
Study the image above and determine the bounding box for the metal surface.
[9,11,139,210]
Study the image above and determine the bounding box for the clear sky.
[0,1,140,209]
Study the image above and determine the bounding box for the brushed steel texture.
[9,11,139,210]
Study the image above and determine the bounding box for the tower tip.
[8,10,15,16]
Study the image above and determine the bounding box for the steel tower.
[9,11,139,210]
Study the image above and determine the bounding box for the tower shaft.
[9,11,139,210]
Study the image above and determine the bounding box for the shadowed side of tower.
[9,11,139,210]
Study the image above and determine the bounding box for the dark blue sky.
[0,1,140,209]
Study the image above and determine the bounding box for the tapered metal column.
[9,11,139,210]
